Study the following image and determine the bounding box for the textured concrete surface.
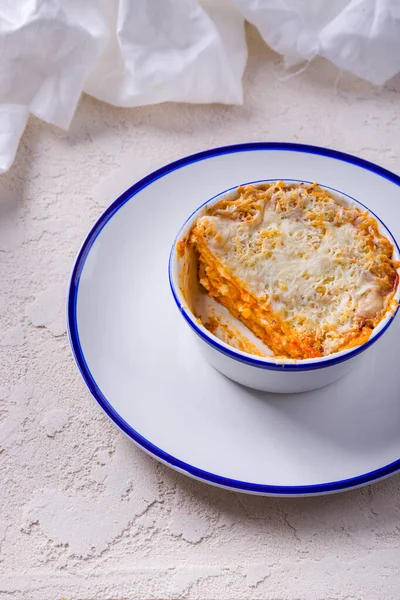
[1,27,400,600]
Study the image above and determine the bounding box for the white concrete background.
[1,27,400,600]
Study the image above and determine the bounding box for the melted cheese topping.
[189,182,400,359]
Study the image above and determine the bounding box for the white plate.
[68,143,400,496]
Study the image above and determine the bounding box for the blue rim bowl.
[169,178,400,372]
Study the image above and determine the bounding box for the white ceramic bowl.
[169,180,400,393]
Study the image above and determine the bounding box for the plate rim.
[67,142,400,496]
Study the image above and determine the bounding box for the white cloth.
[1,0,399,174]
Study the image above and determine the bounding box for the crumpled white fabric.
[1,0,399,173]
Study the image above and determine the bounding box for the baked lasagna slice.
[189,182,399,359]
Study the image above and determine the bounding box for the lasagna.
[185,181,400,360]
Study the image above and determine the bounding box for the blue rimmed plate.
[68,143,400,496]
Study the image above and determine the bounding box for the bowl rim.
[169,178,400,372]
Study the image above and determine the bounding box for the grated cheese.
[189,182,400,358]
